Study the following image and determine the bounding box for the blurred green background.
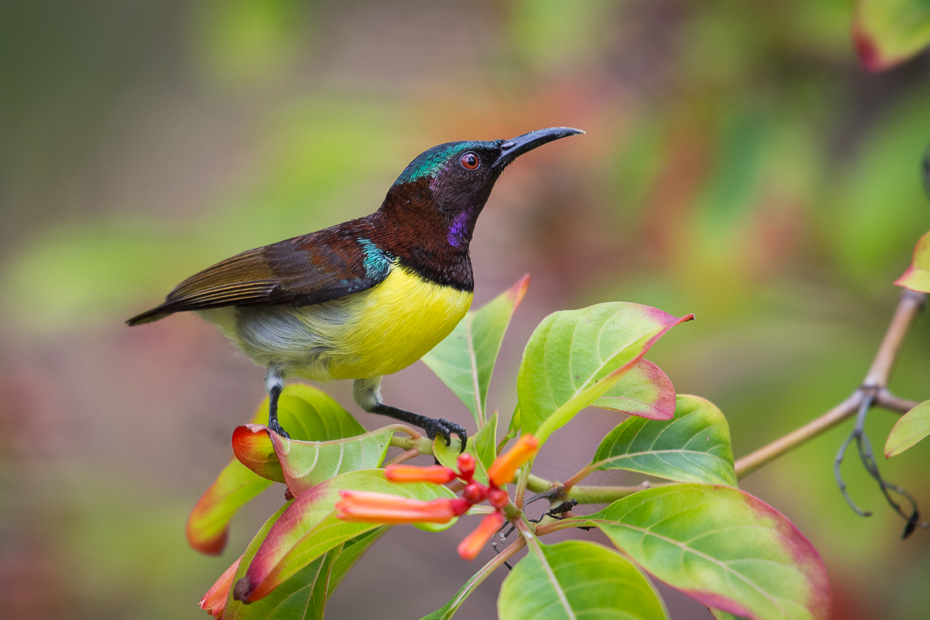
[1,1,929,618]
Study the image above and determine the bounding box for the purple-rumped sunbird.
[128,127,584,447]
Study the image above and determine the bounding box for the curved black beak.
[493,127,584,169]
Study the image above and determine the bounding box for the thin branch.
[562,464,597,492]
[735,289,926,480]
[523,472,653,506]
[875,389,920,414]
[863,289,926,387]
[385,448,420,466]
[735,392,862,479]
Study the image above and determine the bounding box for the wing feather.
[127,219,390,326]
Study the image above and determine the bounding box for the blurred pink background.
[2,2,929,618]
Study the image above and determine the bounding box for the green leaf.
[517,302,692,444]
[854,0,930,72]
[473,410,499,471]
[568,485,831,620]
[498,540,669,620]
[273,384,367,440]
[885,399,930,457]
[221,505,386,620]
[232,425,394,495]
[423,275,530,426]
[186,385,365,555]
[591,395,737,486]
[187,460,274,555]
[234,469,456,603]
[592,359,676,420]
[895,231,930,293]
[434,411,498,485]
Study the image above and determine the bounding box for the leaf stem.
[522,472,652,505]
[440,536,526,616]
[566,483,652,504]
[734,289,926,480]
[562,464,597,492]
[734,393,863,479]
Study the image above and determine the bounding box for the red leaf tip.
[852,22,887,72]
[508,274,531,308]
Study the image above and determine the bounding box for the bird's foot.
[267,418,291,439]
[423,418,468,451]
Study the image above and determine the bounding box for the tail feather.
[126,306,173,326]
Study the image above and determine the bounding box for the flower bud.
[487,434,539,487]
[457,512,506,561]
[385,464,456,484]
[456,453,476,480]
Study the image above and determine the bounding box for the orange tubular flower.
[457,512,505,561]
[335,434,539,561]
[487,434,540,487]
[385,464,457,484]
[336,490,469,524]
[200,555,241,618]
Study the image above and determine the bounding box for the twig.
[385,448,420,466]
[734,288,928,535]
[874,389,920,414]
[735,393,863,479]
[735,289,926,480]
[835,393,875,516]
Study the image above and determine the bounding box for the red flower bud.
[457,512,505,561]
[385,464,456,484]
[488,487,509,509]
[336,491,467,524]
[487,434,539,487]
[462,481,487,504]
[456,453,476,480]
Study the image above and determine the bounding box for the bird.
[127,127,583,448]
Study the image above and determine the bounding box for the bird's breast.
[322,265,473,379]
[211,265,473,381]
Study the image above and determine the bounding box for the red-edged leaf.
[233,469,456,603]
[232,425,285,482]
[591,395,737,487]
[232,425,395,495]
[200,555,241,618]
[187,384,365,555]
[567,484,831,620]
[895,230,930,293]
[270,428,395,495]
[592,358,676,420]
[854,0,930,72]
[187,461,273,555]
[518,302,693,444]
[885,399,930,457]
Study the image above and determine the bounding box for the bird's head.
[384,127,583,247]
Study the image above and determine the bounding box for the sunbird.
[127,127,583,447]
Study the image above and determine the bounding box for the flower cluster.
[336,434,540,560]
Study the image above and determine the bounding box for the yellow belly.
[321,266,473,379]
[202,265,473,381]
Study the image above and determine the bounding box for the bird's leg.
[353,377,467,449]
[264,366,290,439]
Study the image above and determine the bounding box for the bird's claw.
[424,418,468,451]
[267,419,291,439]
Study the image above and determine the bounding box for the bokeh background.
[2,1,930,618]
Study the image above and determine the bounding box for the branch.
[734,393,862,479]
[734,289,925,480]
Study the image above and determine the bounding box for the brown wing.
[126,218,393,325]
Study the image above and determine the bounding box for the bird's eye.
[460,152,480,170]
